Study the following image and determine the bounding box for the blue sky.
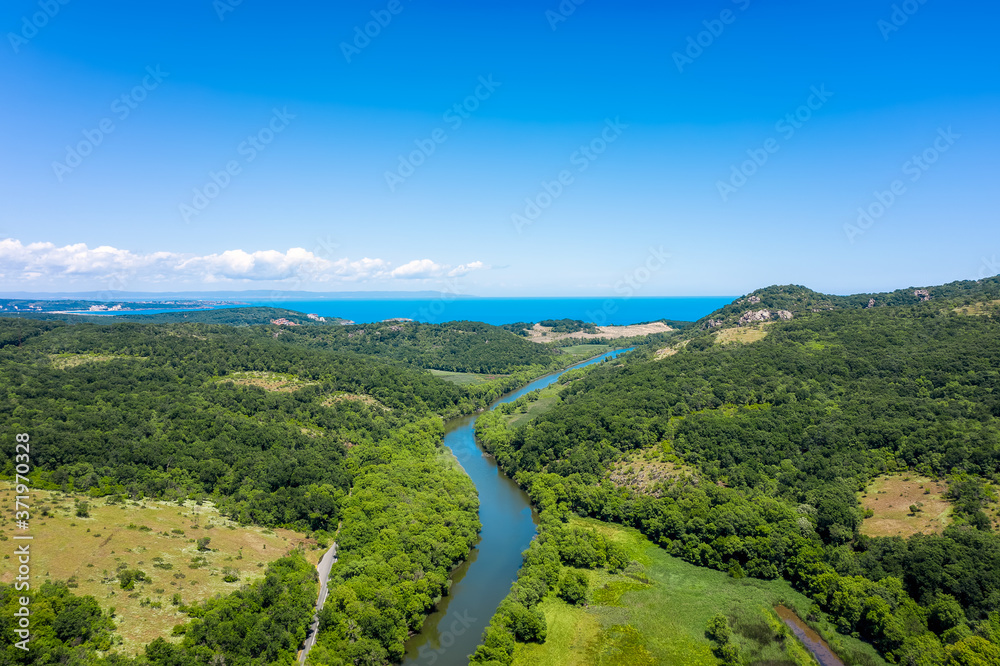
[1,0,997,296]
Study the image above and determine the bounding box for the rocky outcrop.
[866,298,876,309]
[776,310,793,320]
[738,309,772,325]
[704,318,724,329]
[914,289,931,302]
[748,295,762,304]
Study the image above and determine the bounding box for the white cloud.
[328,257,391,281]
[176,248,337,281]
[0,238,483,288]
[391,259,488,280]
[448,261,486,277]
[0,238,173,278]
[391,259,446,279]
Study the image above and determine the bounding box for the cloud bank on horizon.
[1,0,998,296]
[0,238,486,289]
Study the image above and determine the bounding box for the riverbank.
[402,348,634,665]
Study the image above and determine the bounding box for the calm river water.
[401,348,633,665]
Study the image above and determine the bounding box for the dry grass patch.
[0,483,317,654]
[654,340,688,360]
[713,324,771,345]
[859,474,952,538]
[48,353,145,369]
[606,450,699,497]
[952,300,1000,316]
[525,322,673,343]
[219,371,318,392]
[322,392,391,411]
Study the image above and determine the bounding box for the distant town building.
[270,318,301,326]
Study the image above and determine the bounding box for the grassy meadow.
[514,516,886,666]
[428,369,505,385]
[556,344,613,362]
[859,474,953,538]
[0,482,319,654]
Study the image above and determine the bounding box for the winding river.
[402,348,633,665]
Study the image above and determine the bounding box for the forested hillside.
[0,312,561,374]
[475,287,1000,665]
[0,319,470,530]
[0,318,488,665]
[0,306,328,326]
[689,276,1000,330]
[275,320,560,374]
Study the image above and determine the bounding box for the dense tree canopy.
[474,294,1000,664]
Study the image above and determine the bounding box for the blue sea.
[75,297,733,325]
[237,297,733,326]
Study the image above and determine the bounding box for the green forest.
[3,279,1000,665]
[473,284,1000,665]
[0,316,550,665]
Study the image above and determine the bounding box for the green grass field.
[428,369,504,385]
[514,516,886,666]
[0,482,318,654]
[507,383,564,428]
[557,344,613,362]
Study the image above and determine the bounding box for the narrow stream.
[775,605,845,666]
[402,348,633,665]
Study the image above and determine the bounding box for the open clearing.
[951,300,1000,316]
[525,322,673,343]
[0,482,317,654]
[514,516,885,666]
[47,353,146,369]
[506,383,564,429]
[558,344,613,362]
[322,391,391,411]
[605,449,699,496]
[713,324,771,345]
[428,369,505,386]
[859,474,951,538]
[219,370,318,392]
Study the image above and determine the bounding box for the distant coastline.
[0,296,734,327]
